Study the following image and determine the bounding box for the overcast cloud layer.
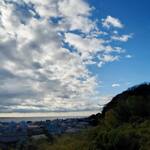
[0,0,131,113]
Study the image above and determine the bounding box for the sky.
[0,0,149,116]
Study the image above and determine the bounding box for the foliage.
[89,121,150,150]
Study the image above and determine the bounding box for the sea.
[0,110,99,122]
[0,116,79,122]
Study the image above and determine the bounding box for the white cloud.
[0,0,132,113]
[99,55,119,62]
[58,0,95,33]
[102,16,124,28]
[65,32,105,60]
[112,34,132,42]
[112,83,120,87]
[97,55,119,67]
[58,0,91,17]
[126,54,132,58]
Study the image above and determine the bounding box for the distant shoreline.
[0,116,85,122]
[0,110,99,117]
[0,110,99,122]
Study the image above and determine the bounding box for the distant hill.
[102,83,150,123]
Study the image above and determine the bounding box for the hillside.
[102,83,150,120]
[90,83,150,150]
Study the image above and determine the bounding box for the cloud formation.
[112,84,121,88]
[0,0,131,113]
[126,54,132,58]
[112,34,133,42]
[102,16,123,28]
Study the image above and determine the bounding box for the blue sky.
[87,0,150,95]
[0,0,149,115]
